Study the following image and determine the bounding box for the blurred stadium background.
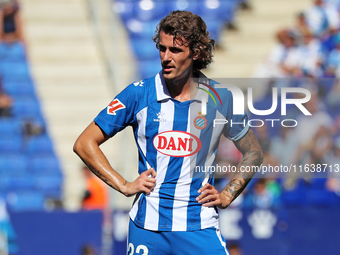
[1,0,340,254]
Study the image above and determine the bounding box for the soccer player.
[74,11,263,255]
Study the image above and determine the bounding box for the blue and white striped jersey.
[94,72,249,231]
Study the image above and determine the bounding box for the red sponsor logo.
[153,131,202,157]
[107,99,125,115]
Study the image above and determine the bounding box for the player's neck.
[166,70,199,102]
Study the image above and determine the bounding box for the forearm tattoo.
[222,129,263,203]
[87,164,115,190]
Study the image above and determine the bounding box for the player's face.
[158,31,197,82]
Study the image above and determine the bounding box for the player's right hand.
[122,168,157,197]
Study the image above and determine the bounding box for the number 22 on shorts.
[128,243,149,255]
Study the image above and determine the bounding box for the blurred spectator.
[227,242,243,255]
[253,29,300,78]
[324,0,340,11]
[325,136,340,196]
[0,81,12,117]
[295,29,325,77]
[251,0,340,201]
[293,90,333,165]
[325,33,340,76]
[283,90,333,188]
[243,178,280,209]
[270,126,300,167]
[326,177,340,194]
[0,0,24,43]
[45,197,64,211]
[22,118,44,138]
[255,0,340,79]
[294,12,310,40]
[321,28,340,57]
[82,165,109,211]
[326,136,340,172]
[304,0,339,38]
[81,244,96,255]
[326,78,340,111]
[310,123,333,165]
[266,178,281,198]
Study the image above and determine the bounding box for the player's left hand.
[196,183,229,209]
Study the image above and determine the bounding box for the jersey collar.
[155,71,210,102]
[155,71,171,101]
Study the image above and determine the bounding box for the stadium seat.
[6,191,45,211]
[0,5,63,210]
[28,153,61,176]
[113,0,135,23]
[0,42,26,61]
[25,135,55,154]
[126,19,159,40]
[196,0,224,20]
[167,0,226,43]
[0,153,28,177]
[0,61,30,78]
[0,135,23,153]
[1,72,32,83]
[2,81,36,98]
[0,177,11,192]
[204,20,223,44]
[0,118,22,136]
[34,176,63,198]
[133,0,168,21]
[11,96,42,119]
[196,1,225,43]
[166,0,199,13]
[0,176,35,193]
[8,177,35,190]
[219,0,238,24]
[138,59,162,79]
[130,38,159,61]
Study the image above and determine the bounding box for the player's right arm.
[73,121,156,197]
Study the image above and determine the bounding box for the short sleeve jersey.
[94,72,249,231]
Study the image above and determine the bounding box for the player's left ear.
[193,49,200,60]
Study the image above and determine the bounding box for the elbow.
[73,138,83,156]
[73,141,79,155]
[73,135,99,160]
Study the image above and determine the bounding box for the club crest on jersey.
[107,99,125,115]
[194,115,207,130]
[153,131,202,157]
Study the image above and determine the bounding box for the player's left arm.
[196,128,263,209]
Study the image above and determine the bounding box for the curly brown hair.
[153,10,215,72]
